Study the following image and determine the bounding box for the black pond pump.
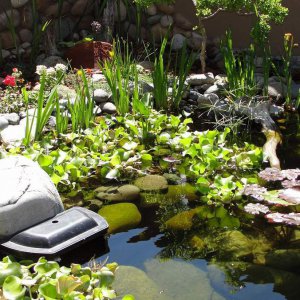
[0,207,109,259]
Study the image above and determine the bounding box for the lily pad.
[278,187,300,205]
[244,203,270,215]
[265,212,300,226]
[242,184,267,201]
[282,180,300,188]
[259,168,300,182]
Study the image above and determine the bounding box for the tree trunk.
[198,17,207,74]
[102,0,115,42]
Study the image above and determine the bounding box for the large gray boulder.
[0,156,64,240]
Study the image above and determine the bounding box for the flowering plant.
[3,75,16,87]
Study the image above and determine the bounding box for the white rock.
[0,117,9,131]
[186,73,215,85]
[100,102,117,114]
[11,0,29,8]
[1,113,20,125]
[93,89,109,103]
[0,156,63,239]
[92,73,105,83]
[171,34,186,51]
[0,125,25,145]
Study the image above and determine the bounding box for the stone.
[189,90,201,101]
[92,73,105,82]
[19,4,32,29]
[147,14,162,26]
[93,89,109,104]
[160,15,173,27]
[173,26,192,38]
[166,183,199,203]
[0,9,20,31]
[145,259,224,300]
[0,31,19,49]
[1,49,10,59]
[84,199,103,212]
[171,34,186,51]
[156,4,175,15]
[78,16,94,30]
[186,73,215,85]
[56,18,74,41]
[11,0,29,8]
[268,81,286,100]
[134,175,168,193]
[137,61,155,72]
[41,56,67,68]
[127,23,147,40]
[98,203,141,234]
[0,117,9,131]
[264,249,300,272]
[1,113,20,125]
[187,32,203,50]
[47,116,56,127]
[96,184,140,203]
[0,125,25,145]
[173,13,193,31]
[100,102,117,114]
[140,193,165,208]
[113,266,171,300]
[204,84,220,95]
[21,42,31,49]
[0,156,64,239]
[93,106,102,116]
[114,0,127,22]
[146,4,157,16]
[163,173,182,185]
[150,23,169,43]
[46,2,71,17]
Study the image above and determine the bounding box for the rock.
[150,23,169,43]
[137,61,155,72]
[19,5,33,28]
[163,173,182,185]
[187,32,203,50]
[268,81,286,100]
[0,9,20,31]
[1,113,20,125]
[165,207,202,231]
[146,4,157,16]
[127,23,147,40]
[186,73,215,85]
[84,199,103,212]
[0,31,19,49]
[171,34,186,51]
[173,13,193,31]
[0,117,9,131]
[189,90,201,101]
[140,193,165,207]
[264,249,300,272]
[45,2,71,17]
[98,203,141,234]
[92,73,105,82]
[47,116,56,127]
[160,15,173,27]
[93,106,102,116]
[78,16,94,30]
[189,235,206,251]
[173,26,192,38]
[269,104,284,117]
[96,184,140,203]
[166,183,199,203]
[1,49,10,59]
[204,84,220,95]
[145,259,224,300]
[147,14,162,26]
[0,125,25,145]
[41,56,67,68]
[0,156,63,239]
[157,4,175,15]
[113,266,171,300]
[21,42,31,49]
[93,89,110,104]
[19,28,33,43]
[11,0,29,8]
[134,175,168,193]
[100,102,117,114]
[114,0,127,22]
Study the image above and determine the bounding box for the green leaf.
[3,276,26,300]
[56,275,82,296]
[37,154,54,167]
[196,177,210,194]
[38,283,58,300]
[0,262,22,286]
[122,295,135,300]
[34,258,59,276]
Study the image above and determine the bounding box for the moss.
[134,175,168,193]
[99,203,142,234]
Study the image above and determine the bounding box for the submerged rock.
[134,175,168,193]
[264,249,300,272]
[98,203,141,234]
[95,184,140,202]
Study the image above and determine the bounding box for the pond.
[87,114,300,300]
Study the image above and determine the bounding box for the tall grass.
[282,33,293,106]
[221,30,256,99]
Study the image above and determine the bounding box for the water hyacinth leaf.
[101,287,116,299]
[38,283,58,300]
[278,187,300,204]
[0,263,22,285]
[34,258,59,275]
[122,141,138,151]
[141,154,152,168]
[76,275,90,292]
[3,276,26,300]
[196,177,211,194]
[122,295,135,300]
[105,168,120,180]
[56,275,82,296]
[37,154,54,167]
[265,212,300,226]
[244,203,270,215]
[51,173,62,185]
[110,155,121,167]
[99,270,114,287]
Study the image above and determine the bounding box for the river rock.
[1,49,10,59]
[187,32,203,50]
[96,185,140,202]
[114,0,127,22]
[268,81,286,100]
[0,9,20,31]
[0,125,25,145]
[84,199,103,212]
[0,156,64,239]
[264,249,300,272]
[40,56,67,68]
[204,84,221,95]
[147,14,162,26]
[114,266,172,300]
[0,31,19,49]
[145,259,225,300]
[134,175,168,193]
[57,85,77,100]
[93,89,109,103]
[173,13,193,31]
[71,0,92,16]
[100,102,117,114]
[146,4,157,16]
[1,113,20,125]
[186,72,215,85]
[98,203,141,234]
[11,0,29,8]
[92,73,105,82]
[160,15,173,27]
[0,117,9,131]
[171,33,186,51]
[19,5,33,29]
[19,28,33,43]
[157,4,175,15]
[173,26,192,38]
[150,23,169,42]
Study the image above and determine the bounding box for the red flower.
[3,75,16,87]
[12,68,18,73]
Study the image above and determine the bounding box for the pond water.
[90,114,300,300]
